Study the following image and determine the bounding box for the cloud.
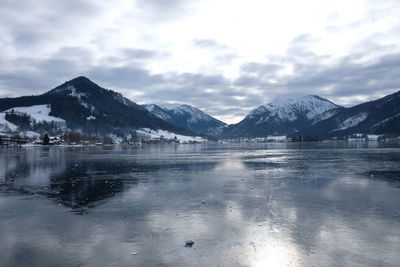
[2,46,400,123]
[240,62,283,74]
[135,0,197,22]
[137,0,186,11]
[234,47,400,106]
[0,55,84,97]
[1,0,400,123]
[214,53,238,65]
[0,0,103,50]
[192,39,229,50]
[53,47,95,60]
[87,66,165,89]
[120,48,158,59]
[290,34,318,47]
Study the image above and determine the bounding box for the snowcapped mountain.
[143,103,226,136]
[2,76,398,140]
[222,95,343,137]
[297,90,400,137]
[0,76,194,136]
[143,104,173,122]
[250,95,340,121]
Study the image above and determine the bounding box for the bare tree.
[43,133,50,145]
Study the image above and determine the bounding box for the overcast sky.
[1,0,400,123]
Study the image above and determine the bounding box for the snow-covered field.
[20,131,41,138]
[346,133,382,141]
[0,113,18,132]
[265,135,287,141]
[4,105,66,124]
[135,128,207,143]
[226,136,289,142]
[0,105,66,134]
[367,134,381,141]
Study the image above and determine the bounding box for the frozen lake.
[1,142,400,266]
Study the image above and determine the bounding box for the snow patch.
[67,85,95,111]
[372,113,400,128]
[335,113,368,131]
[113,93,132,106]
[255,117,265,125]
[21,131,41,138]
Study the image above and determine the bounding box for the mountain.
[143,103,226,136]
[2,77,398,140]
[0,76,194,136]
[222,95,343,138]
[297,91,400,137]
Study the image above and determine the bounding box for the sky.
[1,0,400,124]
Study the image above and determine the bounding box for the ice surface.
[2,144,400,266]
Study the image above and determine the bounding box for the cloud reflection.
[0,144,400,266]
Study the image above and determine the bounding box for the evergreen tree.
[43,133,50,145]
[0,135,3,146]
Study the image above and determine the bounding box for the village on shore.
[1,130,399,147]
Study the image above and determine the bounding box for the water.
[1,142,400,267]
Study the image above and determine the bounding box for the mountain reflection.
[0,146,220,210]
[1,144,400,266]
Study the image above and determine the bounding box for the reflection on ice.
[0,143,400,266]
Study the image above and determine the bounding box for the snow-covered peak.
[172,104,199,114]
[250,95,340,121]
[157,104,212,122]
[144,103,226,135]
[269,96,295,107]
[155,104,212,122]
[294,95,339,119]
[250,105,269,116]
[143,104,173,121]
[143,104,156,112]
[158,103,183,110]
